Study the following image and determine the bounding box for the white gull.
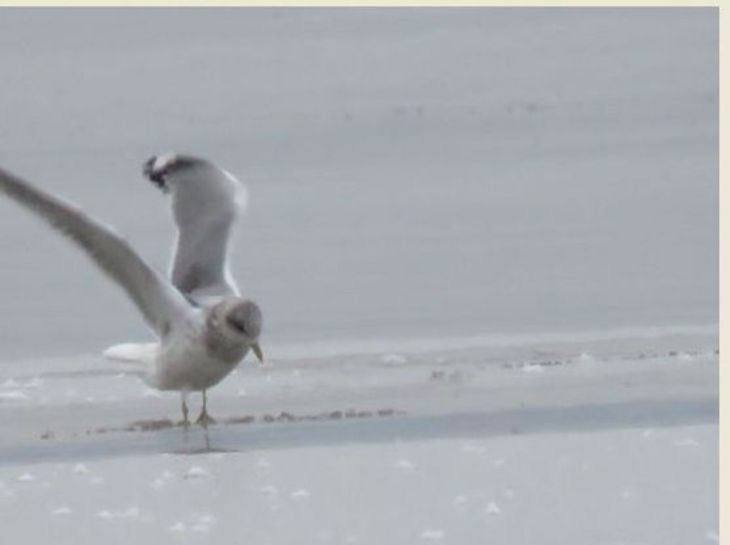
[0,154,263,426]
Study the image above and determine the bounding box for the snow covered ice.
[0,8,718,545]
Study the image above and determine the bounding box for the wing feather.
[145,154,244,301]
[0,166,192,337]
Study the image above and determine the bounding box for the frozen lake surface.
[0,329,719,544]
[0,8,718,544]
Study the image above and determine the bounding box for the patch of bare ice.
[0,391,29,401]
[420,529,445,540]
[382,354,407,365]
[395,459,416,471]
[150,471,177,489]
[675,438,701,447]
[185,466,210,479]
[141,388,162,399]
[485,501,502,515]
[168,522,186,533]
[462,443,487,455]
[290,489,311,500]
[51,506,72,516]
[97,507,140,520]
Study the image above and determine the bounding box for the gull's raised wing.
[0,166,193,337]
[144,154,244,301]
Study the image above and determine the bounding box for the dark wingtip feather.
[143,155,169,193]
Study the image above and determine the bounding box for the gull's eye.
[226,316,247,334]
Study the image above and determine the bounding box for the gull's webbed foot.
[195,410,217,428]
[195,389,216,428]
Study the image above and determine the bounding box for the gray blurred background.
[0,8,718,359]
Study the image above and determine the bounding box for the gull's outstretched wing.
[143,154,245,302]
[0,166,193,337]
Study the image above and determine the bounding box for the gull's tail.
[103,342,159,365]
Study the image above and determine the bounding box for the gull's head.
[210,298,264,363]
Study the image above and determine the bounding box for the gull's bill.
[251,342,264,363]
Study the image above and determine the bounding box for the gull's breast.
[153,334,242,392]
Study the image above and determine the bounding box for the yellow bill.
[251,342,264,363]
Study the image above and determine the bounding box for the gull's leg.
[196,389,217,428]
[179,392,190,428]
